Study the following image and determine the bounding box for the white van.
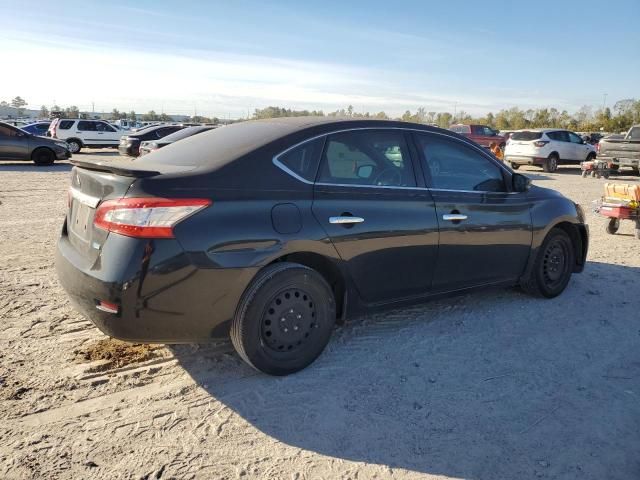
[48,119,122,153]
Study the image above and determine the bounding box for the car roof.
[135,117,461,171]
[514,128,568,133]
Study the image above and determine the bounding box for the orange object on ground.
[604,183,640,202]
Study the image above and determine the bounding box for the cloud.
[0,29,567,117]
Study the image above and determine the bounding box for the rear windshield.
[160,126,215,143]
[511,131,542,141]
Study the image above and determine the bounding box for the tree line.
[253,98,640,132]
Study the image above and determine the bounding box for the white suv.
[48,119,123,153]
[504,129,596,172]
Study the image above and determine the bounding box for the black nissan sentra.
[57,117,588,375]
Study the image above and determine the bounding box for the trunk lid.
[65,159,197,262]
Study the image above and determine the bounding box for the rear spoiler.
[70,159,194,177]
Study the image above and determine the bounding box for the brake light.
[94,198,211,238]
[533,141,549,148]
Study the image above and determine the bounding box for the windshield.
[511,131,542,141]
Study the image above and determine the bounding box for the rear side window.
[318,130,416,187]
[77,121,97,131]
[59,120,74,129]
[416,134,506,192]
[0,124,20,137]
[277,136,324,182]
[511,131,542,141]
[547,131,569,142]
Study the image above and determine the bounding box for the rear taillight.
[596,142,600,153]
[533,141,549,148]
[94,198,211,238]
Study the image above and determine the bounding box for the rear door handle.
[329,216,365,224]
[442,214,468,221]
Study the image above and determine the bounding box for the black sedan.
[0,121,71,165]
[118,124,185,157]
[138,125,217,157]
[57,118,588,375]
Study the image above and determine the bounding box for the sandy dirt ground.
[1,152,639,480]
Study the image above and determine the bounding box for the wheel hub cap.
[544,243,566,283]
[261,289,316,352]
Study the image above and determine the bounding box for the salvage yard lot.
[1,152,639,479]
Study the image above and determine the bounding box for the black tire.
[606,218,619,235]
[230,262,336,375]
[66,139,82,154]
[31,148,55,166]
[543,154,559,173]
[586,153,596,162]
[520,228,575,298]
[510,162,520,170]
[632,167,640,177]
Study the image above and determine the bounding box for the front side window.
[277,136,324,182]
[481,126,496,136]
[568,132,583,144]
[77,121,97,132]
[416,134,506,192]
[318,130,416,187]
[96,122,116,132]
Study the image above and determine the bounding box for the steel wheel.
[541,237,570,291]
[261,288,317,353]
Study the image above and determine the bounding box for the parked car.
[449,124,506,148]
[47,119,122,153]
[596,125,640,175]
[504,129,596,172]
[0,121,71,165]
[118,124,185,157]
[138,126,217,156]
[56,118,588,375]
[21,121,51,136]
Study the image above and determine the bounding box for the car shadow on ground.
[0,161,73,172]
[172,261,640,479]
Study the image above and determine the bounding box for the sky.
[1,0,639,118]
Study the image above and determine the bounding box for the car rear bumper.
[505,155,546,165]
[56,225,257,343]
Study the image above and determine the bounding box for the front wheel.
[32,148,55,166]
[520,228,575,298]
[510,162,520,170]
[230,262,336,375]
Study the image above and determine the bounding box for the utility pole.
[602,93,607,111]
[453,102,458,122]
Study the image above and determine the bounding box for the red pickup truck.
[449,124,506,148]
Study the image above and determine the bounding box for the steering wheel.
[373,167,403,186]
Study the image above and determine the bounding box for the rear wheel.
[510,162,520,170]
[606,218,620,234]
[230,262,336,375]
[66,139,82,154]
[31,148,55,166]
[520,228,575,298]
[543,154,559,173]
[632,167,640,176]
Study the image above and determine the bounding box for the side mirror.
[356,164,374,179]
[512,173,531,192]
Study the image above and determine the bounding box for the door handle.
[329,216,365,224]
[442,214,468,221]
